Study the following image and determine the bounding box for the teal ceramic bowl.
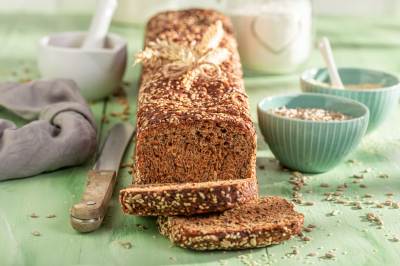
[257,93,369,173]
[301,68,400,132]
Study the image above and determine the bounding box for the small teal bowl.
[257,93,369,173]
[301,68,400,132]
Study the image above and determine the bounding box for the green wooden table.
[1,13,400,266]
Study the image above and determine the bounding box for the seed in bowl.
[270,107,351,121]
[315,81,381,90]
[345,83,382,90]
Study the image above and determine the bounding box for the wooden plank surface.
[0,13,400,266]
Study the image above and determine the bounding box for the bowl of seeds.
[301,68,400,132]
[257,93,369,173]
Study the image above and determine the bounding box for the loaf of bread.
[158,197,304,250]
[134,9,256,184]
[120,9,257,216]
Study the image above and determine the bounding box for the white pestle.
[82,0,118,49]
[319,37,344,89]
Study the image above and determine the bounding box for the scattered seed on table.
[362,168,372,173]
[293,191,302,198]
[304,201,315,206]
[325,196,334,202]
[291,247,299,255]
[320,183,330,188]
[46,214,56,219]
[258,164,265,170]
[335,199,348,204]
[119,241,132,249]
[363,193,373,198]
[386,192,394,197]
[302,236,311,241]
[308,252,318,257]
[353,174,364,179]
[360,184,367,188]
[366,213,384,226]
[390,237,399,242]
[384,200,393,206]
[30,213,39,218]
[323,252,336,259]
[303,227,312,233]
[120,163,133,169]
[292,198,303,204]
[328,210,340,216]
[136,224,148,230]
[32,230,41,236]
[292,171,303,178]
[308,224,317,229]
[378,173,389,179]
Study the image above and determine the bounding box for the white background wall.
[0,0,399,16]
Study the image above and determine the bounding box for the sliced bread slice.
[158,196,304,250]
[119,178,258,216]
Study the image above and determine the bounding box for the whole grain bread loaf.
[120,178,258,216]
[134,9,256,184]
[158,197,304,250]
[119,9,257,217]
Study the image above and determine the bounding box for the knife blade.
[70,122,135,233]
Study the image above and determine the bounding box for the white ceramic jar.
[227,0,312,74]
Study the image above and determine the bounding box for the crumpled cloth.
[0,79,97,181]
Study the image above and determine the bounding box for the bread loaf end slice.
[120,178,258,216]
[157,196,304,250]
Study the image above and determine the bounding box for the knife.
[70,122,135,233]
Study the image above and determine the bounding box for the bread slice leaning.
[157,196,304,250]
[119,178,258,216]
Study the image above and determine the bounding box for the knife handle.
[70,170,116,232]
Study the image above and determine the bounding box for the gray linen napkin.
[0,79,97,181]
